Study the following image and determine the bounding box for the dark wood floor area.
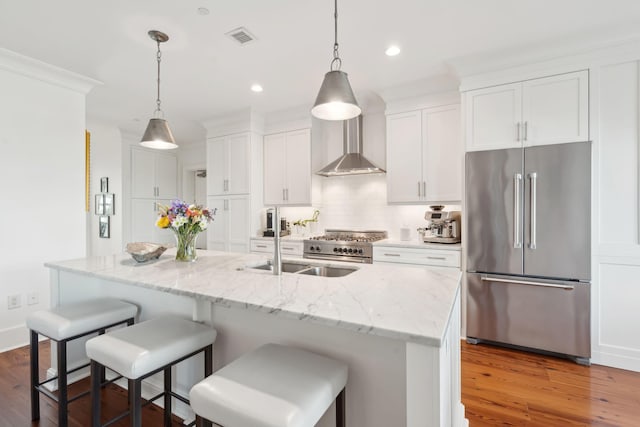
[462,341,640,426]
[2,340,640,426]
[0,340,184,426]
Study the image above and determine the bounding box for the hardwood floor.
[0,340,184,426]
[461,341,640,426]
[1,340,640,426]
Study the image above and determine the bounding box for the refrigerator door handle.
[481,276,575,290]
[514,173,522,248]
[516,122,521,141]
[529,172,537,249]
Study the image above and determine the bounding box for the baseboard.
[0,324,30,352]
[592,348,640,372]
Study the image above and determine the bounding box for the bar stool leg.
[91,361,102,427]
[129,378,142,427]
[336,388,346,427]
[30,330,40,421]
[57,340,68,427]
[164,367,172,427]
[201,346,213,427]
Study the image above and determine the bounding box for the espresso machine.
[422,205,461,243]
[263,208,290,237]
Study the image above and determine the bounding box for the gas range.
[303,230,388,263]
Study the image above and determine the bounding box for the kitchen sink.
[297,265,357,277]
[249,261,358,277]
[251,261,310,273]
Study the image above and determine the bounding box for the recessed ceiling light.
[251,84,263,93]
[385,45,401,57]
[197,7,210,15]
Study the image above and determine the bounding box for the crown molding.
[201,108,265,137]
[0,48,101,94]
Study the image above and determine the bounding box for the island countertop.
[45,249,461,347]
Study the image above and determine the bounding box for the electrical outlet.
[27,292,39,306]
[7,294,21,309]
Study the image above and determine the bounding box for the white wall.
[0,49,96,351]
[86,120,123,256]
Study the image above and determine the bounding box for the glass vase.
[174,231,199,262]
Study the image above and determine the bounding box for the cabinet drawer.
[250,239,303,257]
[373,246,460,268]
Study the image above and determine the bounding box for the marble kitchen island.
[46,249,465,427]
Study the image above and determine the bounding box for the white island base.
[46,250,466,427]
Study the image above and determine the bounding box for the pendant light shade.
[311,0,360,121]
[311,70,361,120]
[140,30,178,150]
[140,118,177,150]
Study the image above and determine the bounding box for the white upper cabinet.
[464,70,589,151]
[131,148,177,200]
[263,128,312,206]
[464,83,522,151]
[207,133,251,195]
[386,111,423,203]
[386,104,462,204]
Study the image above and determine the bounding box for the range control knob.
[358,249,364,254]
[333,247,339,252]
[347,248,353,253]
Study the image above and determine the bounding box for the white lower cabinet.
[131,199,175,245]
[250,239,303,258]
[373,245,461,268]
[207,195,250,253]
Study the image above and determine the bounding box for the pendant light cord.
[331,0,342,71]
[155,39,163,116]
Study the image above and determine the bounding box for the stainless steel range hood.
[316,115,385,177]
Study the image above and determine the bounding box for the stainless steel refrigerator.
[465,141,591,364]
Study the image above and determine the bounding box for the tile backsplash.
[267,174,460,241]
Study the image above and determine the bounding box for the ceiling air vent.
[225,27,257,45]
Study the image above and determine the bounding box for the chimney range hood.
[316,115,385,177]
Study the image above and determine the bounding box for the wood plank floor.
[1,340,640,426]
[0,340,184,426]
[461,341,640,426]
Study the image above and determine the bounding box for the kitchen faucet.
[272,206,282,275]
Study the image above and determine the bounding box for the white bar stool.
[86,315,217,427]
[26,297,138,427]
[189,343,348,427]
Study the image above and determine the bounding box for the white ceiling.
[2,0,640,144]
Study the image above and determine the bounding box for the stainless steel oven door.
[303,253,371,264]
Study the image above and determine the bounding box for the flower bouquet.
[156,200,215,261]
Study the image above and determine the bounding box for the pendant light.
[140,30,178,150]
[311,0,361,121]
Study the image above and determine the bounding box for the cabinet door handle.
[224,199,229,211]
[285,188,289,201]
[417,181,421,197]
[524,121,528,141]
[224,179,229,192]
[256,244,268,248]
[282,246,294,250]
[426,256,446,261]
[516,122,521,141]
[384,253,401,257]
[422,181,426,198]
[282,188,286,201]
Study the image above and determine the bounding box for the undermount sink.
[297,265,357,277]
[251,261,310,273]
[250,261,358,278]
